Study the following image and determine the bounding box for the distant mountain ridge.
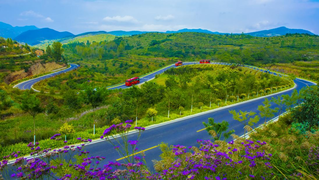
[1,21,316,45]
[15,28,75,45]
[77,27,314,37]
[166,28,223,34]
[0,22,38,39]
[247,26,315,37]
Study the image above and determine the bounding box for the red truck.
[125,77,140,86]
[175,61,183,66]
[200,59,210,64]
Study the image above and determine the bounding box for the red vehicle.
[200,59,211,64]
[175,61,183,66]
[125,77,140,86]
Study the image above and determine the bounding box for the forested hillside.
[0,37,31,56]
[64,33,319,65]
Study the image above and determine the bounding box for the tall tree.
[52,42,64,62]
[46,45,52,57]
[20,91,42,145]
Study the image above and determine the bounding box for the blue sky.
[0,0,319,34]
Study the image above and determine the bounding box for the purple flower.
[103,129,111,135]
[249,174,255,178]
[125,120,133,124]
[128,140,138,146]
[16,172,23,178]
[77,137,82,140]
[88,139,92,142]
[134,127,145,131]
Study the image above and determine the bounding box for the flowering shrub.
[154,139,274,179]
[1,119,318,179]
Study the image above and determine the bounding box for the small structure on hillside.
[35,50,44,57]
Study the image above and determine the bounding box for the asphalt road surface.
[13,63,79,90]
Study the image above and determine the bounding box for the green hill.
[34,34,116,49]
[62,34,116,44]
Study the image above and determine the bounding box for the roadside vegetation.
[0,64,293,158]
[263,60,319,83]
[0,85,318,179]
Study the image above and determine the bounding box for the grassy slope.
[34,34,116,49]
[64,34,116,44]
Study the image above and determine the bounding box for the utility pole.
[168,99,170,118]
[34,119,36,146]
[135,99,138,127]
[191,94,193,113]
[225,95,229,104]
[209,94,212,108]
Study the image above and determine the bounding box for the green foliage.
[146,108,158,118]
[282,89,299,111]
[229,95,236,102]
[46,45,52,57]
[52,42,64,62]
[59,122,75,135]
[63,89,81,110]
[240,93,246,99]
[203,118,235,141]
[271,96,285,115]
[0,90,12,110]
[291,86,319,129]
[257,98,279,123]
[229,110,259,137]
[20,91,42,118]
[82,86,108,108]
[111,117,121,125]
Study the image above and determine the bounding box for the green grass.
[34,34,116,49]
[153,74,168,86]
[65,34,116,44]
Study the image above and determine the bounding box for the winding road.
[13,63,79,91]
[86,78,315,172]
[12,61,316,173]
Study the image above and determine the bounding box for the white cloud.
[20,10,54,23]
[44,17,54,22]
[155,15,175,21]
[103,16,138,23]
